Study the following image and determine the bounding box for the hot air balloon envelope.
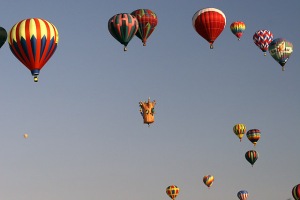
[192,8,226,49]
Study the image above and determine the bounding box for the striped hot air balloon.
[131,9,158,46]
[237,190,248,200]
[245,150,259,167]
[246,129,261,146]
[230,21,246,40]
[8,18,59,82]
[233,123,246,142]
[203,175,214,188]
[108,13,139,51]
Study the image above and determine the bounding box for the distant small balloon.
[23,133,28,139]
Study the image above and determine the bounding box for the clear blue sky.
[0,1,299,200]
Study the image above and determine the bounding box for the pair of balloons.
[108,9,158,51]
[5,18,59,82]
[192,8,247,48]
[253,30,293,71]
[233,124,261,146]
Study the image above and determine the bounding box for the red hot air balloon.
[192,8,226,49]
[8,18,59,82]
[131,9,158,46]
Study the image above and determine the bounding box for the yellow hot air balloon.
[166,185,180,200]
[233,123,246,142]
[23,133,28,139]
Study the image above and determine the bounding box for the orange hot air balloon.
[192,8,226,49]
[139,97,156,126]
[203,175,214,188]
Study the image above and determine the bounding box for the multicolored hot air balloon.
[245,150,259,167]
[0,27,7,49]
[233,124,246,142]
[131,9,158,46]
[237,190,248,200]
[292,184,300,200]
[203,175,214,188]
[246,129,261,146]
[139,97,156,127]
[166,185,180,200]
[253,29,273,56]
[192,8,226,49]
[230,21,246,40]
[268,38,293,71]
[108,13,139,51]
[8,18,59,82]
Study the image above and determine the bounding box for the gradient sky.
[0,1,299,200]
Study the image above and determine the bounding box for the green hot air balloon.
[108,13,139,51]
[245,150,258,167]
[0,27,7,49]
[268,38,293,71]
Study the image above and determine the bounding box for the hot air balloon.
[268,38,293,71]
[292,184,300,200]
[233,123,246,142]
[246,129,260,146]
[8,18,59,82]
[237,190,248,200]
[166,185,180,200]
[192,8,226,49]
[108,13,139,51]
[23,133,28,139]
[0,27,7,48]
[139,97,156,126]
[203,175,214,188]
[131,9,158,46]
[253,29,273,56]
[245,150,258,167]
[230,21,246,40]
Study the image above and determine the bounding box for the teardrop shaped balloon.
[268,38,293,71]
[8,18,59,82]
[246,129,261,146]
[203,175,214,188]
[233,123,246,142]
[292,184,300,200]
[166,185,180,200]
[23,133,28,139]
[131,9,158,46]
[237,190,248,200]
[230,21,246,40]
[192,8,226,49]
[108,13,139,51]
[253,29,273,56]
[245,150,258,167]
[0,27,7,48]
